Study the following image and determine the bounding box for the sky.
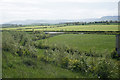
[0,0,119,23]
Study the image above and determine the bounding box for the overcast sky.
[0,0,119,23]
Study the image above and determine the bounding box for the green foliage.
[111,49,120,59]
[2,31,49,57]
[3,51,87,78]
[68,59,88,73]
[61,57,69,68]
[2,31,120,78]
[2,32,16,53]
[32,31,50,40]
[23,59,37,67]
[95,59,112,78]
[38,45,119,78]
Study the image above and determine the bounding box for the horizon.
[0,0,119,24]
[0,15,118,25]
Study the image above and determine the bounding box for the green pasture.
[39,34,116,53]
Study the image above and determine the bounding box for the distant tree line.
[63,20,119,26]
[2,20,119,28]
[2,24,24,28]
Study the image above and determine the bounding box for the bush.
[61,57,69,68]
[2,31,37,58]
[95,59,111,78]
[73,59,88,72]
[111,49,119,59]
[23,59,37,67]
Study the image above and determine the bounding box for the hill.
[4,16,118,25]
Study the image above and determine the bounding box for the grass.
[2,51,88,78]
[35,25,118,31]
[2,30,119,78]
[2,25,118,31]
[39,34,116,53]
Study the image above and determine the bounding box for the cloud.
[0,0,118,23]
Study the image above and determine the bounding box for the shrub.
[2,31,37,58]
[111,49,119,59]
[23,59,37,67]
[95,59,111,78]
[61,57,69,68]
[68,58,88,73]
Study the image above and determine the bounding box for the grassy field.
[39,34,116,53]
[1,25,118,31]
[2,29,120,78]
[3,51,88,78]
[36,25,118,31]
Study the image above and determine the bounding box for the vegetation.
[39,34,115,53]
[60,20,119,25]
[1,21,120,78]
[1,25,118,31]
[2,20,119,28]
[2,30,120,78]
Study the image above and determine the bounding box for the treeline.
[2,20,119,28]
[2,24,25,28]
[63,20,119,26]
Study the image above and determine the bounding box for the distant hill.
[79,16,118,22]
[100,16,118,21]
[5,16,118,25]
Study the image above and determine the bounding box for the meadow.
[2,24,120,78]
[3,51,87,78]
[39,34,116,53]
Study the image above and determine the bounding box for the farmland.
[1,0,120,78]
[39,34,115,53]
[1,24,120,78]
[1,25,118,31]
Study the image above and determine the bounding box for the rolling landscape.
[1,19,120,78]
[1,0,120,79]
